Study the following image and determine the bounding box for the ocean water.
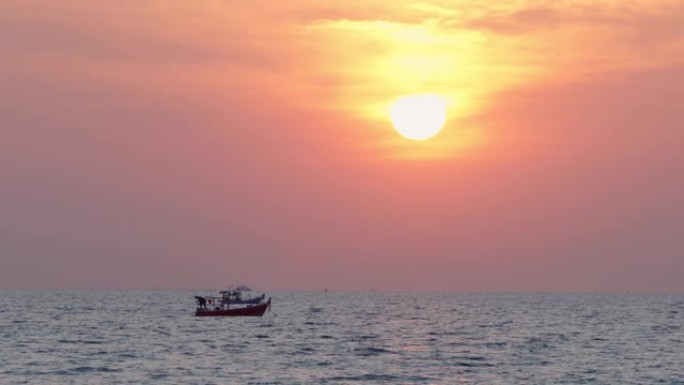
[0,291,682,385]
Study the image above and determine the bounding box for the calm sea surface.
[1,291,682,384]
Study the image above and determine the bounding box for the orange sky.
[1,0,683,292]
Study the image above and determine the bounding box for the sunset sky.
[2,0,683,292]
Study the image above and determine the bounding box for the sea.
[1,291,682,384]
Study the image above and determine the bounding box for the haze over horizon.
[2,0,683,293]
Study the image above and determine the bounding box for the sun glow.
[390,94,447,140]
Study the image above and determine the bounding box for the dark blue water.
[1,291,682,384]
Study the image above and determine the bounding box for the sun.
[389,94,447,140]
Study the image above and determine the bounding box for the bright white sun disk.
[390,94,447,140]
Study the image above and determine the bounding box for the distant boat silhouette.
[235,284,252,291]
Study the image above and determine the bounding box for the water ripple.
[0,291,683,384]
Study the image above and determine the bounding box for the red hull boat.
[195,298,271,317]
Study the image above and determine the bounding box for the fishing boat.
[195,299,270,317]
[194,289,271,317]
